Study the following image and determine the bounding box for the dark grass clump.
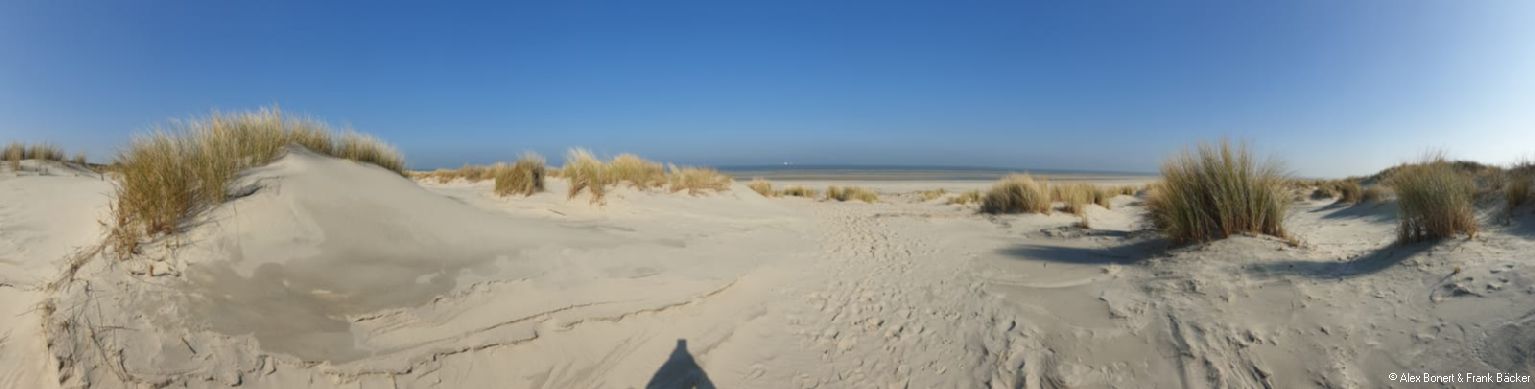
[826,185,878,203]
[1335,180,1363,204]
[494,153,547,197]
[779,186,817,198]
[1145,140,1289,244]
[1391,156,1478,242]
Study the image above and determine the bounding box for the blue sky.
[2,1,1532,177]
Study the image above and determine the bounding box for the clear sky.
[2,1,1532,177]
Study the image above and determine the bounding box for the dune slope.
[9,154,1533,387]
[0,162,112,389]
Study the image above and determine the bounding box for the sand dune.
[4,150,1533,388]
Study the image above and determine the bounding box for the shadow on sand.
[646,339,715,389]
[1245,241,1434,279]
[997,231,1167,265]
[1311,201,1397,222]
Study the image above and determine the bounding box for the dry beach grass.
[1389,155,1478,242]
[1145,140,1289,244]
[107,107,405,256]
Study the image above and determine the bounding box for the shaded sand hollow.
[2,150,1533,388]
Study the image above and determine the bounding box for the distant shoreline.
[716,165,1157,182]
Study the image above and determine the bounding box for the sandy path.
[775,203,1034,388]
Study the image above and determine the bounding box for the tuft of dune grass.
[1310,186,1337,200]
[336,131,406,175]
[748,178,775,197]
[918,188,947,202]
[4,141,69,171]
[495,153,546,197]
[1145,140,1289,244]
[28,142,65,161]
[826,185,879,203]
[610,154,667,189]
[1508,174,1531,210]
[562,148,610,203]
[1361,185,1390,203]
[1336,181,1363,204]
[779,186,817,198]
[1092,186,1114,209]
[288,120,335,155]
[3,142,21,171]
[72,152,87,165]
[1507,161,1532,211]
[432,168,457,183]
[981,174,1051,214]
[553,149,734,202]
[667,164,733,195]
[1390,155,1477,242]
[948,189,982,205]
[109,107,406,257]
[1056,183,1095,215]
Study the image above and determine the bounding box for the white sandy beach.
[2,151,1532,388]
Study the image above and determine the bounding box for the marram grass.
[947,189,982,205]
[562,148,611,203]
[1145,140,1289,244]
[826,185,879,203]
[667,164,733,195]
[494,153,547,197]
[980,174,1050,214]
[1335,180,1363,204]
[109,107,406,257]
[1390,156,1477,242]
[748,178,775,197]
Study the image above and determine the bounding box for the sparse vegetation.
[1092,186,1114,209]
[1361,185,1390,203]
[1310,186,1337,200]
[779,186,817,198]
[980,174,1051,214]
[611,154,667,189]
[1145,140,1289,244]
[419,163,506,184]
[918,188,948,202]
[668,164,733,195]
[1336,180,1363,204]
[494,153,546,197]
[947,189,982,205]
[545,149,736,202]
[108,107,407,257]
[3,141,69,171]
[1056,183,1095,215]
[1509,175,1531,210]
[1507,162,1532,211]
[3,142,21,170]
[825,186,879,203]
[72,152,87,165]
[748,178,775,197]
[29,142,65,161]
[1389,155,1478,242]
[562,148,611,202]
[336,132,406,174]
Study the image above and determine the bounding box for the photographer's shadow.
[646,339,715,389]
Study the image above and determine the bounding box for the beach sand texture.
[2,151,1532,388]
